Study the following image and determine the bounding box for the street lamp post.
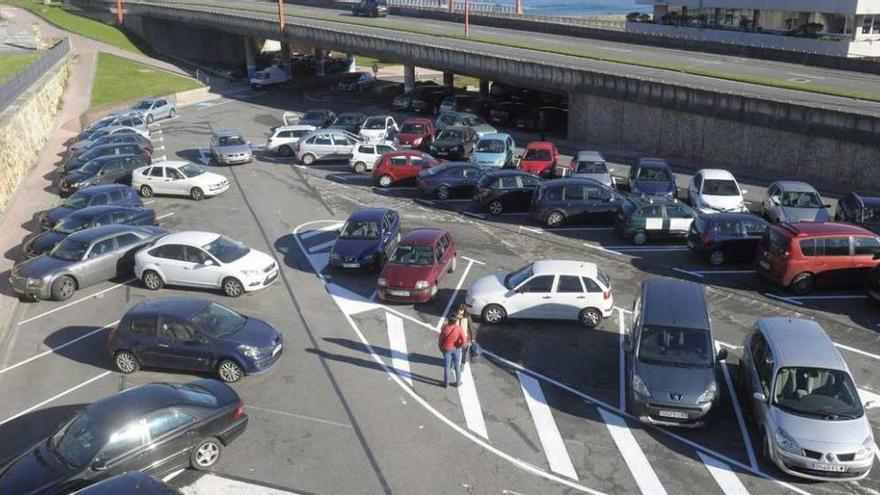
[515,0,522,15]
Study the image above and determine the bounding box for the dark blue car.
[416,162,486,200]
[108,298,283,383]
[39,185,142,229]
[24,205,156,258]
[629,158,677,197]
[329,208,400,270]
[685,212,768,265]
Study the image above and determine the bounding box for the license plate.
[759,260,770,270]
[343,263,360,268]
[389,290,410,296]
[272,345,282,357]
[810,463,847,473]
[657,410,688,419]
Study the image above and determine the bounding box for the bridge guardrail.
[0,38,70,111]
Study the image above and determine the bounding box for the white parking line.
[0,371,111,428]
[155,212,175,221]
[617,308,626,411]
[519,371,578,480]
[582,243,619,255]
[762,293,804,306]
[460,256,485,265]
[386,312,413,386]
[463,211,487,220]
[458,361,489,440]
[673,267,704,278]
[179,473,301,495]
[834,342,880,361]
[434,259,475,331]
[308,239,336,254]
[518,226,543,234]
[598,409,667,495]
[299,222,343,240]
[17,280,135,325]
[716,342,757,470]
[788,294,867,300]
[143,200,155,205]
[697,452,749,495]
[0,321,117,375]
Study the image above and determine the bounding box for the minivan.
[626,278,726,428]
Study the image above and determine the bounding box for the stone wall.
[0,57,70,213]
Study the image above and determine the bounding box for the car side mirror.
[770,196,780,205]
[608,167,615,173]
[716,348,728,361]
[203,259,214,266]
[623,335,633,353]
[752,391,767,402]
[91,459,107,472]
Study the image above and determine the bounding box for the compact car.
[393,118,435,150]
[329,208,400,270]
[359,115,398,143]
[615,196,699,245]
[761,181,831,223]
[434,111,496,137]
[470,133,515,169]
[835,192,880,235]
[210,129,253,165]
[686,213,768,266]
[378,229,456,303]
[352,0,388,17]
[69,126,149,153]
[296,108,336,128]
[40,185,143,229]
[68,133,153,161]
[417,162,486,200]
[568,151,613,188]
[427,126,478,160]
[78,112,147,140]
[295,129,362,165]
[265,125,316,156]
[60,155,149,196]
[473,169,540,215]
[132,161,229,200]
[349,141,397,173]
[130,97,176,124]
[518,141,559,177]
[629,158,677,197]
[328,112,366,134]
[529,178,621,227]
[64,142,151,173]
[687,168,748,213]
[372,150,438,187]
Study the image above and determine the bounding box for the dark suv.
[835,192,880,235]
[686,213,768,266]
[352,0,388,16]
[60,155,149,196]
[529,178,620,227]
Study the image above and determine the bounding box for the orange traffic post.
[278,0,286,32]
[116,0,124,25]
[464,0,469,37]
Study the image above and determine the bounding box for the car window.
[100,420,146,461]
[463,167,482,178]
[854,236,880,256]
[90,193,109,206]
[520,275,554,293]
[800,239,816,257]
[586,185,610,201]
[742,219,767,236]
[149,167,164,178]
[166,168,183,180]
[115,233,141,249]
[519,176,540,188]
[715,220,742,237]
[127,316,156,335]
[640,206,663,218]
[824,237,850,256]
[542,187,562,201]
[333,134,353,146]
[146,411,181,440]
[410,157,428,168]
[496,176,517,189]
[150,244,185,261]
[562,185,584,201]
[556,275,583,293]
[582,277,603,292]
[304,136,317,145]
[88,238,116,258]
[184,246,210,264]
[377,145,395,154]
[314,135,332,145]
[358,145,372,154]
[666,205,694,218]
[103,161,124,175]
[163,321,199,343]
[750,331,773,394]
[390,156,408,167]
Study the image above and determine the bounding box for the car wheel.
[190,187,205,201]
[354,162,367,174]
[789,273,815,295]
[449,256,457,273]
[142,270,164,290]
[169,108,176,118]
[278,145,292,157]
[708,250,725,266]
[139,185,153,198]
[481,304,506,324]
[632,230,648,245]
[114,351,139,374]
[488,200,503,216]
[301,153,316,166]
[190,437,223,470]
[146,114,154,124]
[546,211,565,228]
[51,276,76,301]
[579,308,603,329]
[378,175,393,188]
[222,277,244,297]
[437,185,450,200]
[217,359,243,383]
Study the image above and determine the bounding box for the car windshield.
[504,263,534,290]
[339,220,380,239]
[437,130,462,141]
[400,123,425,134]
[179,163,205,178]
[577,161,606,174]
[191,302,247,338]
[389,244,434,266]
[50,411,106,467]
[132,100,152,110]
[218,135,245,146]
[54,215,89,234]
[476,139,504,153]
[638,167,671,181]
[780,190,823,208]
[62,193,90,209]
[637,325,712,367]
[202,235,250,263]
[462,116,485,126]
[863,207,880,225]
[50,237,89,261]
[303,111,325,121]
[702,179,739,196]
[362,118,386,130]
[523,148,551,161]
[772,367,863,419]
[90,130,109,140]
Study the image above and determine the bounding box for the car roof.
[698,169,736,181]
[485,169,532,178]
[276,125,316,131]
[387,149,427,157]
[576,150,604,161]
[150,160,191,169]
[126,297,211,319]
[213,129,242,137]
[348,208,390,222]
[87,382,189,430]
[365,114,392,120]
[625,195,682,207]
[85,154,139,164]
[852,192,880,207]
[778,221,876,237]
[539,178,605,189]
[701,212,764,223]
[401,229,446,245]
[305,108,331,114]
[526,141,555,149]
[76,184,132,195]
[67,205,136,218]
[67,224,143,242]
[439,125,471,133]
[154,231,220,246]
[402,117,433,125]
[478,133,510,141]
[774,181,816,192]
[637,157,668,167]
[641,278,709,329]
[531,260,598,278]
[758,317,845,369]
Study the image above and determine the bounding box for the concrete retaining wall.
[0,57,70,213]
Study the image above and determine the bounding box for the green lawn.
[354,55,396,68]
[0,52,39,83]
[90,52,202,109]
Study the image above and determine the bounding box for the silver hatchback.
[295,129,362,166]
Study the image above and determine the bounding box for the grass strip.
[0,52,40,83]
[90,52,201,109]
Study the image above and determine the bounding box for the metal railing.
[0,38,70,111]
[391,0,514,14]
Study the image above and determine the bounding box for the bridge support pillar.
[404,64,416,94]
[280,41,292,76]
[315,47,326,76]
[479,78,490,96]
[443,71,454,88]
[244,37,257,80]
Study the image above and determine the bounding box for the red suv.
[394,118,435,150]
[378,229,456,303]
[756,222,880,294]
[373,150,438,188]
[518,141,559,177]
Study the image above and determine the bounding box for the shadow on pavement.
[0,404,84,462]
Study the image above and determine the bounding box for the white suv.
[135,231,278,297]
[132,161,229,200]
[466,260,613,328]
[266,125,316,157]
[350,141,397,174]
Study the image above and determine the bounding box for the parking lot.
[1,86,878,495]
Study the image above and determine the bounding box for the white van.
[250,66,291,89]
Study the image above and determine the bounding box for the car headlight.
[632,374,651,397]
[377,277,387,286]
[238,344,260,360]
[241,269,262,277]
[26,277,42,287]
[856,436,875,459]
[696,382,717,404]
[413,137,422,147]
[414,280,429,290]
[330,252,342,260]
[775,428,803,456]
[361,253,374,261]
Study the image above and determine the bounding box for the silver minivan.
[295,129,362,165]
[740,317,875,481]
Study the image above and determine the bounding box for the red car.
[372,150,438,188]
[394,118,435,150]
[518,141,559,177]
[378,229,457,303]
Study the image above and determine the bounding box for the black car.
[70,134,153,161]
[63,143,151,173]
[488,101,527,127]
[685,213,769,265]
[514,106,568,132]
[40,185,143,229]
[352,0,388,17]
[427,126,478,160]
[298,109,336,128]
[417,162,486,200]
[412,88,455,115]
[391,83,440,111]
[461,96,498,118]
[329,112,367,134]
[72,472,182,495]
[0,379,247,495]
[835,192,880,235]
[60,155,149,196]
[529,178,621,227]
[24,205,156,258]
[473,170,541,215]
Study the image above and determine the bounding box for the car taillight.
[700,234,711,246]
[603,290,611,300]
[232,401,245,420]
[107,327,117,346]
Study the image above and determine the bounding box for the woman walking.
[455,303,479,363]
[438,316,464,388]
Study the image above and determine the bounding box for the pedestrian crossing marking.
[386,312,413,386]
[519,371,578,480]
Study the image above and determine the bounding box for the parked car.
[393,118,435,150]
[518,141,559,177]
[330,208,400,270]
[296,108,336,128]
[265,125,316,156]
[488,101,527,127]
[688,169,748,213]
[295,129,362,165]
[392,84,441,111]
[761,181,831,223]
[461,95,497,119]
[372,150,438,187]
[427,126,478,161]
[68,126,150,154]
[352,0,388,17]
[0,379,248,494]
[60,155,149,196]
[133,161,229,200]
[10,225,166,301]
[629,158,677,197]
[378,229,456,303]
[473,169,540,215]
[39,185,143,229]
[755,222,880,294]
[615,196,699,245]
[335,71,374,91]
[412,88,455,115]
[439,94,478,114]
[740,317,875,481]
[466,260,612,328]
[24,206,156,258]
[135,231,279,297]
[349,141,397,174]
[529,178,621,228]
[835,192,880,235]
[417,162,486,199]
[210,129,253,165]
[110,298,283,382]
[569,151,613,188]
[470,132,515,169]
[68,133,153,162]
[78,112,148,140]
[72,472,183,495]
[626,278,725,428]
[435,111,496,137]
[130,97,176,124]
[514,106,567,132]
[328,112,366,134]
[64,142,152,173]
[359,115,398,143]
[686,213,768,266]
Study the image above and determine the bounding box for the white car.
[350,141,397,174]
[465,260,613,328]
[359,115,398,143]
[266,125,316,157]
[687,168,748,213]
[135,231,278,297]
[132,161,229,200]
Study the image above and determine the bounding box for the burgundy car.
[377,229,457,303]
[394,118,435,150]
